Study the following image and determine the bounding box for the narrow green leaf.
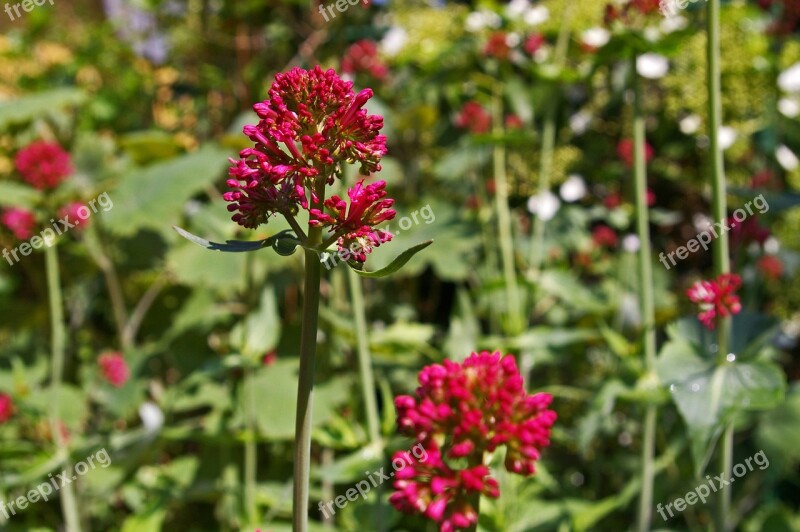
[173,226,290,253]
[348,240,433,278]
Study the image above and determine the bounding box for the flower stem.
[45,243,82,532]
[491,84,524,335]
[292,222,323,532]
[244,364,258,525]
[706,0,733,529]
[632,53,658,532]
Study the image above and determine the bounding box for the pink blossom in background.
[686,273,743,330]
[454,101,491,135]
[14,140,73,190]
[617,138,654,168]
[0,393,14,423]
[342,40,389,80]
[99,352,131,387]
[59,202,91,231]
[1,208,36,240]
[592,225,618,248]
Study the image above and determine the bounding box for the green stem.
[45,243,82,532]
[491,84,523,335]
[292,220,323,532]
[347,269,381,446]
[244,364,258,525]
[632,54,658,532]
[706,0,732,529]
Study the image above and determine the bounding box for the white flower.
[778,98,800,118]
[660,15,688,33]
[622,234,640,253]
[569,110,592,135]
[776,144,799,171]
[679,114,701,135]
[559,175,587,202]
[718,126,737,150]
[506,32,521,47]
[139,402,165,433]
[692,213,712,232]
[636,53,669,79]
[381,27,408,57]
[778,62,800,93]
[527,190,561,221]
[582,28,610,49]
[506,0,530,18]
[466,10,501,32]
[764,236,780,255]
[524,5,549,26]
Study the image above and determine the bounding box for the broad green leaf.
[230,285,280,359]
[0,182,40,209]
[0,88,85,128]
[348,240,433,278]
[757,384,800,466]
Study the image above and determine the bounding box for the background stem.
[244,364,258,525]
[45,243,83,532]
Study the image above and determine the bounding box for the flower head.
[14,141,73,190]
[59,202,91,231]
[342,40,389,80]
[454,101,491,135]
[225,67,388,229]
[686,273,743,330]
[1,208,36,240]
[617,138,654,168]
[392,352,556,529]
[0,393,14,423]
[98,352,130,387]
[592,225,618,248]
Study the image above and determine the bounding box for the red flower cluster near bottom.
[390,351,556,531]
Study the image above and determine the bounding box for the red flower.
[729,216,770,248]
[0,393,14,423]
[310,180,395,262]
[454,101,491,135]
[342,40,389,81]
[592,225,618,248]
[263,351,278,365]
[225,67,388,229]
[617,138,654,168]
[603,192,622,209]
[524,33,545,55]
[758,0,800,35]
[505,114,524,130]
[605,0,661,26]
[758,255,783,280]
[686,273,743,330]
[484,32,510,60]
[14,141,73,190]
[58,202,91,231]
[392,352,556,529]
[1,208,36,240]
[98,352,130,387]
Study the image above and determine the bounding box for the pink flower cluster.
[686,273,743,330]
[1,208,36,240]
[14,140,73,190]
[454,101,491,135]
[0,393,14,423]
[342,40,389,81]
[225,67,393,262]
[391,351,556,531]
[98,352,130,387]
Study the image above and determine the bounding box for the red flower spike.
[14,140,73,190]
[686,273,743,330]
[0,393,14,423]
[98,352,130,388]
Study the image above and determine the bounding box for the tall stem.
[292,222,323,532]
[45,243,82,532]
[244,364,258,525]
[632,54,658,532]
[491,84,523,335]
[706,0,732,529]
[347,269,381,445]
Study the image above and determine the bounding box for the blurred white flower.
[582,28,610,49]
[636,53,669,79]
[778,98,800,118]
[524,5,549,26]
[776,144,799,171]
[764,236,780,255]
[506,32,521,47]
[718,126,737,150]
[679,114,701,135]
[622,234,640,253]
[692,213,712,232]
[466,10,501,32]
[381,27,408,57]
[660,15,688,33]
[569,110,592,135]
[778,62,800,93]
[506,0,530,18]
[559,175,587,202]
[139,402,165,433]
[527,191,561,221]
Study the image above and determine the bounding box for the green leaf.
[173,226,273,252]
[348,240,432,278]
[230,286,280,359]
[0,88,85,128]
[0,182,40,209]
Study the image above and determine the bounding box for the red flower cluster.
[758,255,783,280]
[309,180,395,262]
[391,352,556,531]
[592,225,618,248]
[1,208,36,240]
[59,202,91,231]
[524,33,545,56]
[686,273,743,330]
[98,352,130,387]
[617,138,654,168]
[758,0,800,35]
[605,0,662,25]
[225,67,388,220]
[0,393,14,423]
[14,140,73,190]
[342,40,389,80]
[729,216,770,249]
[454,101,491,135]
[484,32,511,60]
